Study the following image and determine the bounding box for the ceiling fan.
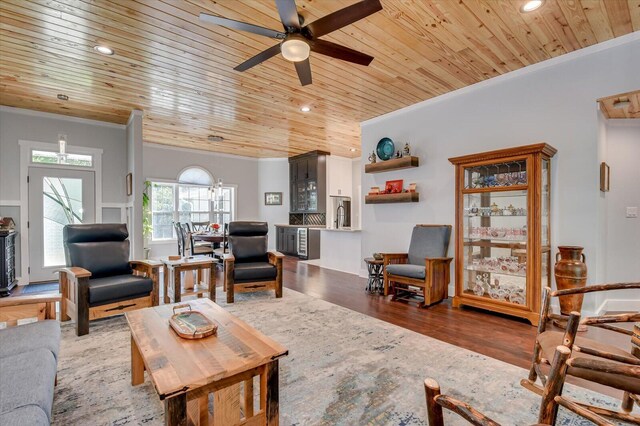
[199,0,383,86]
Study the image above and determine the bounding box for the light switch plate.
[626,207,638,218]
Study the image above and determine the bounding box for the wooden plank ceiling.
[598,90,640,118]
[1,1,638,158]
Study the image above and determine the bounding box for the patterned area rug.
[53,288,625,425]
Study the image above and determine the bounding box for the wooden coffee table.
[126,298,288,426]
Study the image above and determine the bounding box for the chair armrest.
[129,259,162,268]
[425,257,453,263]
[552,282,640,297]
[224,253,236,264]
[0,293,61,309]
[268,250,284,265]
[57,267,92,279]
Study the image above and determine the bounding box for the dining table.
[192,232,225,244]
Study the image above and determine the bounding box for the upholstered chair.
[224,221,283,303]
[58,224,160,336]
[382,225,452,308]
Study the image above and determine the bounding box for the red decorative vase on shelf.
[554,246,588,329]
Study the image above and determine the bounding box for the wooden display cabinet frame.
[449,143,556,326]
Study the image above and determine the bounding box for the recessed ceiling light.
[520,0,544,12]
[300,106,311,112]
[613,99,630,109]
[207,135,224,142]
[93,45,114,55]
[57,94,69,101]
[350,148,357,152]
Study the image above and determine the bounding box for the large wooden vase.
[554,246,588,314]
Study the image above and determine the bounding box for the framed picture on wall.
[126,173,133,196]
[600,162,610,192]
[264,192,283,205]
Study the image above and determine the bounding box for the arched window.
[177,167,212,186]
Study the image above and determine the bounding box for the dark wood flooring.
[17,256,629,399]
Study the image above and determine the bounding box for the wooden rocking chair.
[520,282,640,425]
[424,378,548,425]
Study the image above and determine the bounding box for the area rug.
[53,288,626,425]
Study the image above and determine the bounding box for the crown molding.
[362,32,640,127]
[0,105,126,129]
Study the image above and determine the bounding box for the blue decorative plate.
[376,137,395,161]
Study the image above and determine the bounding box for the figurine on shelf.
[395,150,402,159]
[368,151,377,164]
[403,142,411,157]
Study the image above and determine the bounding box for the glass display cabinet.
[449,143,556,325]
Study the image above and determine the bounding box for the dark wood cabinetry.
[0,231,17,297]
[289,151,328,214]
[276,227,298,255]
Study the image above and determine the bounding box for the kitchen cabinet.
[276,226,298,256]
[289,151,328,213]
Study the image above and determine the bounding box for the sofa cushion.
[0,349,56,421]
[386,264,426,280]
[0,405,49,426]
[234,262,277,283]
[0,320,60,360]
[89,274,153,306]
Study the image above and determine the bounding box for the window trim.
[30,148,94,168]
[147,179,237,243]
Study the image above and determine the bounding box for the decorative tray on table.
[169,304,217,339]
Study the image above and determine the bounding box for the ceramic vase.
[554,246,587,315]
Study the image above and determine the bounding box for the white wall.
[143,144,261,257]
[598,120,640,311]
[258,158,290,250]
[0,107,127,278]
[360,35,640,313]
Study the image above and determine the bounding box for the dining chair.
[173,222,184,256]
[181,223,214,257]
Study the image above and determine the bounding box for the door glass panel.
[42,177,83,267]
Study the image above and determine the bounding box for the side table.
[364,257,384,293]
[161,256,216,304]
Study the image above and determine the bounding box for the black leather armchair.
[58,224,161,336]
[224,221,283,303]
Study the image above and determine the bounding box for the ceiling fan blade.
[294,59,312,86]
[199,13,285,39]
[234,44,282,71]
[304,0,382,39]
[310,39,373,66]
[275,0,300,31]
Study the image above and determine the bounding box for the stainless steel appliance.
[297,227,308,258]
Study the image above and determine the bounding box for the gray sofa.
[0,302,60,425]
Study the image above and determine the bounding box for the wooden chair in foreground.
[224,221,283,303]
[382,225,452,307]
[58,224,161,336]
[520,282,640,425]
[424,378,548,426]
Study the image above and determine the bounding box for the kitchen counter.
[318,228,362,275]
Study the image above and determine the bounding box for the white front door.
[28,167,96,282]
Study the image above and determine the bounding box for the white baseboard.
[595,299,640,316]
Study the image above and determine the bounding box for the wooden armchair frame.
[0,293,61,327]
[520,282,640,425]
[59,260,161,336]
[382,225,452,308]
[424,378,548,426]
[224,250,284,304]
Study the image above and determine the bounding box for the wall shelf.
[365,192,419,204]
[365,156,419,174]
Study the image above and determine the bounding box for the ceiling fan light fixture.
[520,0,544,12]
[281,36,310,62]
